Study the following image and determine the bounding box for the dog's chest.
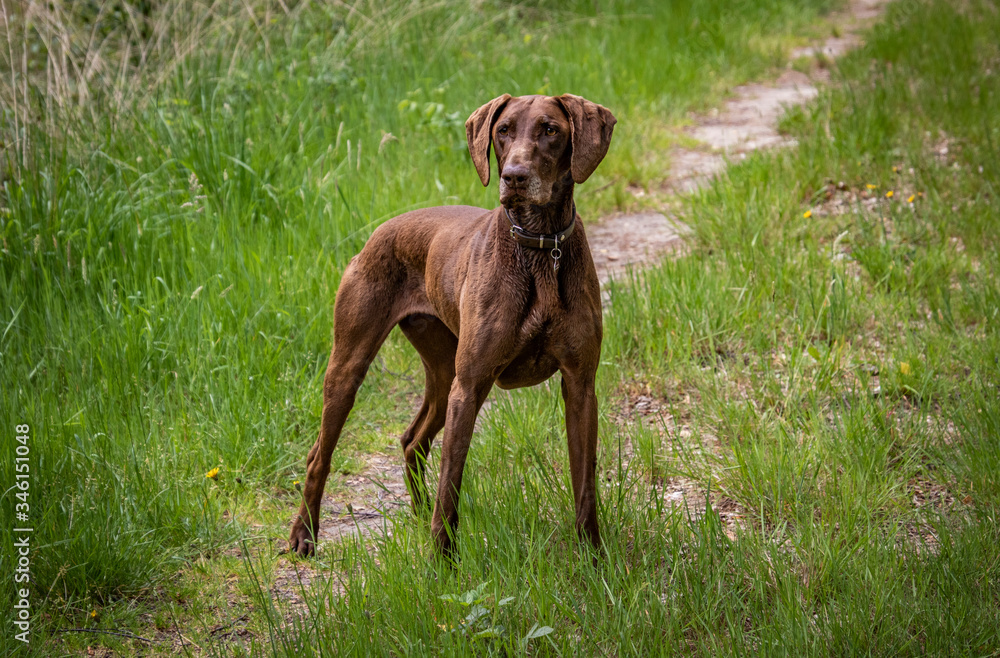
[496,331,559,389]
[489,245,596,389]
[494,300,564,389]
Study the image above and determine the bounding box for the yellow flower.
[886,190,894,198]
[907,194,915,203]
[90,610,98,618]
[803,210,813,218]
[892,166,899,173]
[900,362,912,376]
[866,183,877,190]
[205,467,220,479]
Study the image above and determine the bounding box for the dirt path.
[273,0,889,587]
[589,0,888,283]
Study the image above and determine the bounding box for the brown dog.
[288,93,616,557]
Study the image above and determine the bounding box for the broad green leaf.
[523,624,554,642]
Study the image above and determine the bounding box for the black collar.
[504,203,576,249]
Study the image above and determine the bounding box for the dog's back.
[355,205,488,274]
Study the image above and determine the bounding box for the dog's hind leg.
[289,268,400,556]
[398,314,458,513]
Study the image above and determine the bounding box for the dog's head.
[466,94,616,207]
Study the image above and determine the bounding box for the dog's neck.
[501,183,576,235]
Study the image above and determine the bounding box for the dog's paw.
[408,494,433,518]
[288,520,317,557]
[431,524,459,565]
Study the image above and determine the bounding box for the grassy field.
[2,0,1000,654]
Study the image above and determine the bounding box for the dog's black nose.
[501,164,530,186]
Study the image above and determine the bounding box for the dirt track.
[589,0,888,282]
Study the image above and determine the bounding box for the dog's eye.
[545,126,557,136]
[497,126,508,136]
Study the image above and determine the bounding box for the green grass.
[2,0,1000,654]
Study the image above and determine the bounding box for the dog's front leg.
[561,367,601,550]
[431,374,493,558]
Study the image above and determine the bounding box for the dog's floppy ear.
[465,94,511,187]
[555,94,617,184]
